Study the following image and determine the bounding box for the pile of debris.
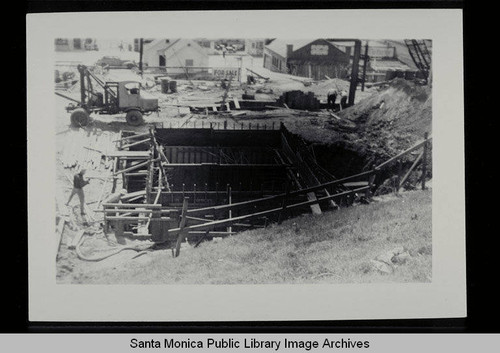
[276,90,321,110]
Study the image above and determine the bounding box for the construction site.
[55,38,433,284]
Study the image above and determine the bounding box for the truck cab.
[118,81,158,112]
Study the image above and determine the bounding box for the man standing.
[66,169,90,215]
[327,87,338,110]
[340,90,348,109]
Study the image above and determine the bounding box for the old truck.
[56,65,158,127]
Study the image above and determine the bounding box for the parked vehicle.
[55,65,158,127]
[96,56,137,69]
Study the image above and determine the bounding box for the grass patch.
[74,190,432,284]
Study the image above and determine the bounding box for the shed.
[263,39,350,80]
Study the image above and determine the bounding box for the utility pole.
[361,42,369,91]
[139,38,144,78]
[348,40,362,107]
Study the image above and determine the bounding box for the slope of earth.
[57,189,432,284]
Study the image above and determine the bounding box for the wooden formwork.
[102,124,432,255]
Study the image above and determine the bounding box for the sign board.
[368,46,395,58]
[311,45,329,55]
[213,67,240,80]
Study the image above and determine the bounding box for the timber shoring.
[100,126,432,251]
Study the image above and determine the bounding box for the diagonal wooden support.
[397,151,423,192]
[113,160,150,176]
[120,138,151,150]
[174,197,189,257]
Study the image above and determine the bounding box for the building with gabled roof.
[143,39,212,70]
[263,39,351,80]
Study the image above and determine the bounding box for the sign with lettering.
[213,67,240,79]
[368,46,395,58]
[311,45,329,55]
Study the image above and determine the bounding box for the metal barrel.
[160,78,169,94]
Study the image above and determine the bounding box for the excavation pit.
[104,124,375,249]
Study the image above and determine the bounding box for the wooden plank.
[174,197,189,257]
[112,132,151,142]
[167,186,369,236]
[307,192,322,215]
[120,190,147,200]
[375,136,432,171]
[343,181,370,188]
[422,133,429,190]
[105,151,151,158]
[233,97,241,109]
[68,229,85,250]
[113,160,150,176]
[397,152,423,191]
[120,138,151,150]
[186,170,374,216]
[245,68,269,80]
[103,209,171,214]
[106,216,171,221]
[103,202,162,207]
[56,217,66,257]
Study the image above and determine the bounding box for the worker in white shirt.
[327,88,338,110]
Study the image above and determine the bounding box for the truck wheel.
[70,108,90,127]
[126,110,144,126]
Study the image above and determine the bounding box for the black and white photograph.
[27,10,465,322]
[54,37,433,285]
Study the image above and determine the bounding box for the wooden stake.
[422,132,429,190]
[174,197,189,257]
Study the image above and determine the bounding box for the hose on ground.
[75,232,154,262]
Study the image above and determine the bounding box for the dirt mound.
[289,79,432,179]
[340,79,431,149]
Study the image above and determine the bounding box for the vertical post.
[115,220,126,245]
[422,132,429,190]
[150,206,163,243]
[349,40,362,106]
[278,182,290,224]
[224,120,228,130]
[396,160,403,194]
[139,38,144,78]
[78,65,86,105]
[174,197,189,257]
[103,207,109,233]
[365,172,376,201]
[227,184,232,235]
[361,42,369,92]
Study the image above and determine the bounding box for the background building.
[55,38,98,51]
[263,39,351,80]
